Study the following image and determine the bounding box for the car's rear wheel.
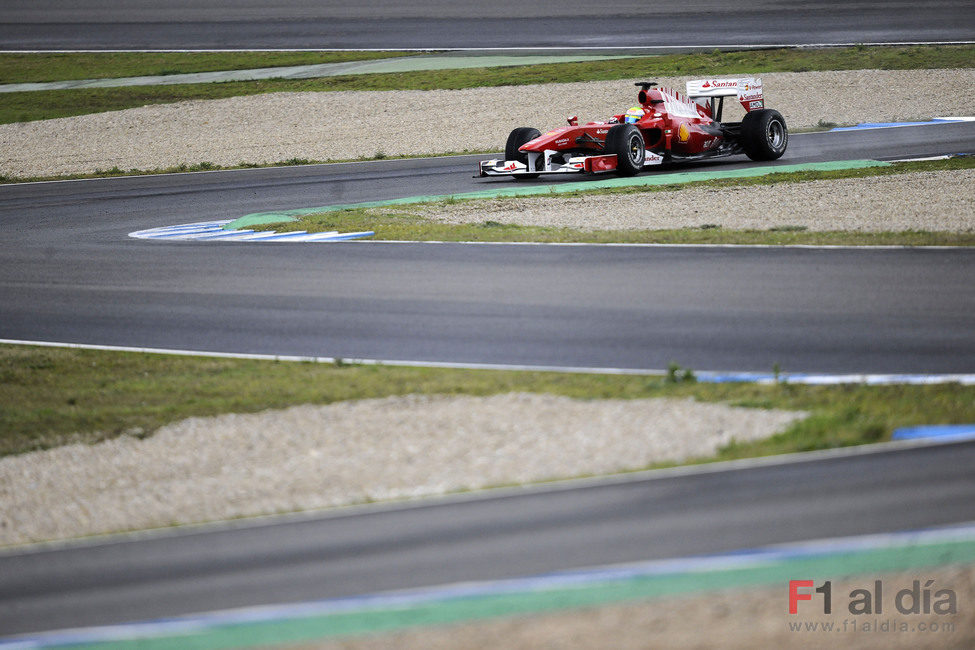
[505,127,541,180]
[605,124,645,176]
[740,109,788,160]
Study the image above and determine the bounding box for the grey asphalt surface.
[3,5,973,642]
[1,0,973,50]
[2,438,975,635]
[1,123,974,374]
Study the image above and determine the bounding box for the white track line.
[6,42,974,53]
[361,239,973,250]
[1,338,972,385]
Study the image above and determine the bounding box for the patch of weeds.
[666,361,697,384]
[769,225,808,232]
[92,166,125,178]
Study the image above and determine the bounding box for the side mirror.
[567,115,578,126]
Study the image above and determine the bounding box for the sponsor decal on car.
[749,100,764,110]
[677,123,690,143]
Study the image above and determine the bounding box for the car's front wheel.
[740,109,788,161]
[505,127,541,180]
[605,124,645,176]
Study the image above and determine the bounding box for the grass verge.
[0,51,417,84]
[262,157,975,247]
[2,344,973,462]
[0,44,971,124]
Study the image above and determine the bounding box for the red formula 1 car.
[478,77,787,179]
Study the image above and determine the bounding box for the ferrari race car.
[478,77,787,179]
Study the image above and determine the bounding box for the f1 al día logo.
[789,579,958,615]
[787,578,960,636]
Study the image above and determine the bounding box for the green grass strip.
[1,45,972,124]
[67,537,975,650]
[225,160,890,230]
[1,55,636,94]
[4,343,975,460]
[5,45,972,86]
[0,52,418,84]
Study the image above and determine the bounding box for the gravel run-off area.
[0,393,804,546]
[1,68,973,178]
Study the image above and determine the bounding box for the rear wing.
[686,77,764,119]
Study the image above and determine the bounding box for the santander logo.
[701,81,711,88]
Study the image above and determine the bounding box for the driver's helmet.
[624,106,645,124]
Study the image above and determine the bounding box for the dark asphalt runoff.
[2,438,975,635]
[1,0,973,50]
[1,123,974,375]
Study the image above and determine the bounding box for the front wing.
[477,150,664,177]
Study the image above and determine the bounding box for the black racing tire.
[605,123,646,176]
[740,109,788,161]
[505,127,541,180]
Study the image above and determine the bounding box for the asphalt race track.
[3,6,975,643]
[1,0,973,50]
[2,438,975,635]
[2,122,974,375]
